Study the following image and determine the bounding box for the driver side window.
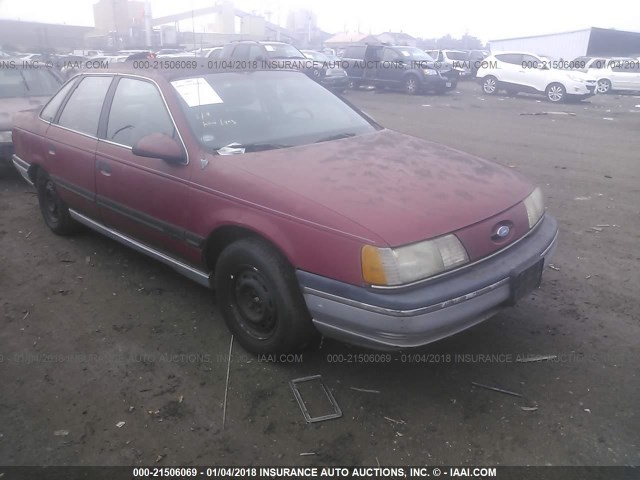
[106,78,175,148]
[382,49,399,62]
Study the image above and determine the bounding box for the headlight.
[0,130,12,143]
[423,69,437,76]
[567,74,584,83]
[523,187,545,228]
[362,234,469,286]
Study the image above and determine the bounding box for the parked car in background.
[0,62,63,166]
[585,58,640,94]
[203,47,223,59]
[426,49,472,77]
[219,41,327,81]
[467,49,490,77]
[156,49,185,57]
[476,52,596,102]
[19,53,43,62]
[341,45,450,94]
[11,65,557,353]
[301,50,349,93]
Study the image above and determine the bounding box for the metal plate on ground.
[290,375,342,423]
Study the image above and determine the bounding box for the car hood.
[221,130,535,247]
[0,96,48,131]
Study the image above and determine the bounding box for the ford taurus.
[11,66,558,353]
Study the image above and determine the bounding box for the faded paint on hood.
[222,129,535,247]
[0,96,48,131]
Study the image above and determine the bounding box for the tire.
[596,78,611,94]
[546,83,566,103]
[214,237,317,354]
[348,79,361,89]
[404,75,419,95]
[482,75,498,95]
[36,169,81,235]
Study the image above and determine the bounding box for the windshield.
[172,71,377,153]
[396,48,435,61]
[0,68,62,98]
[264,43,305,59]
[303,51,330,62]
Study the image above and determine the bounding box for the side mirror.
[132,133,186,165]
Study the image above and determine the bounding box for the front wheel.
[214,238,317,354]
[36,169,81,235]
[596,78,611,94]
[482,76,498,95]
[404,75,419,95]
[546,83,566,103]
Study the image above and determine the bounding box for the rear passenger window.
[57,76,112,136]
[41,79,77,122]
[496,54,522,65]
[106,78,175,147]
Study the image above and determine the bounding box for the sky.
[0,0,639,42]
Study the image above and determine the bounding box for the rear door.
[45,75,113,218]
[95,76,197,261]
[493,53,523,87]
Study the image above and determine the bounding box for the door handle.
[97,160,112,176]
[48,145,56,156]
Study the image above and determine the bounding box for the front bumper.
[568,82,596,97]
[419,75,449,92]
[298,214,558,350]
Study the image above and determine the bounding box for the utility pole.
[144,0,152,47]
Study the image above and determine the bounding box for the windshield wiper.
[314,132,356,144]
[216,142,290,155]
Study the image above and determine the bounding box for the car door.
[628,63,640,90]
[519,54,547,92]
[342,45,366,82]
[45,75,113,219]
[377,47,402,86]
[95,76,197,262]
[493,53,523,87]
[609,63,639,91]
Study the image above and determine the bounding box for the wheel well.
[27,163,41,184]
[202,225,282,272]
[546,82,565,91]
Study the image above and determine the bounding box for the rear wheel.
[482,75,498,95]
[546,83,566,103]
[214,237,317,354]
[36,169,81,235]
[596,78,611,94]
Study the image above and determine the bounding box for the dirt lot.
[1,81,639,467]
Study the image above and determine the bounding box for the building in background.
[0,19,92,52]
[90,0,148,49]
[489,27,640,59]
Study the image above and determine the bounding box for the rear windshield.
[0,68,62,98]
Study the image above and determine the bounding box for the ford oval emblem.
[496,225,510,238]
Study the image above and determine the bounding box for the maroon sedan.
[11,66,558,354]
